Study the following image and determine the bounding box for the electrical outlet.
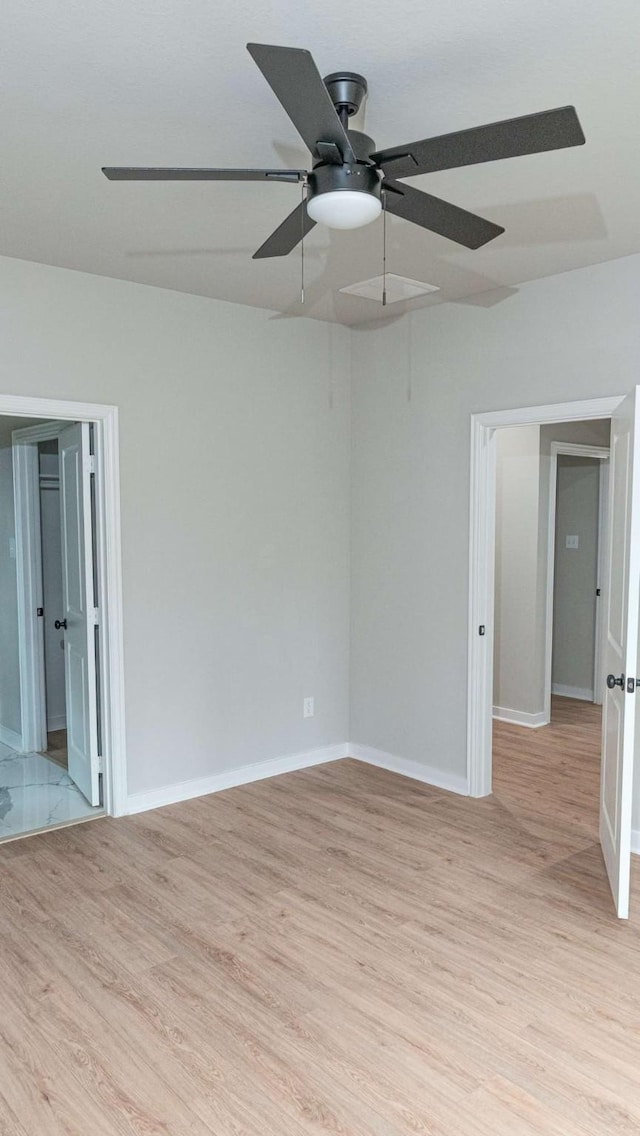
[565,534,580,549]
[303,697,314,719]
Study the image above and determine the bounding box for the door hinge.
[92,607,100,625]
[86,454,96,475]
[97,753,104,773]
[596,588,601,596]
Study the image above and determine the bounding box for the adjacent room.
[0,415,105,838]
[2,1,640,1133]
[492,419,611,845]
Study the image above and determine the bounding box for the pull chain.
[382,189,387,307]
[300,180,306,305]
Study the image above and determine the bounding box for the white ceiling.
[2,0,639,325]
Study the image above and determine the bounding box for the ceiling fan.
[102,43,585,259]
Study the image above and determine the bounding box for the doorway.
[492,425,610,730]
[467,393,639,918]
[0,394,126,839]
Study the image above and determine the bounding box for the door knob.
[54,619,67,630]
[606,673,624,688]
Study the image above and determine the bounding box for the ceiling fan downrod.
[323,72,368,125]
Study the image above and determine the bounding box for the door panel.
[59,423,101,806]
[600,388,640,918]
[40,478,66,730]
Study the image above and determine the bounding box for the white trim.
[549,442,610,460]
[492,706,548,729]
[0,725,24,752]
[12,421,65,445]
[544,442,609,721]
[127,743,350,815]
[350,743,469,796]
[472,396,621,430]
[551,684,594,702]
[13,440,48,753]
[2,394,127,818]
[467,412,496,797]
[46,713,67,733]
[632,829,640,857]
[468,395,624,798]
[594,459,610,705]
[127,740,472,816]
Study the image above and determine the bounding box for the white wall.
[4,247,640,834]
[0,255,351,798]
[552,456,600,698]
[350,253,640,817]
[0,441,21,744]
[493,425,543,719]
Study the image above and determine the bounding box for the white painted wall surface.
[350,253,640,824]
[0,442,21,741]
[493,425,543,718]
[0,256,350,798]
[552,456,600,697]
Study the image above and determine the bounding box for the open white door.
[59,423,101,806]
[601,387,640,918]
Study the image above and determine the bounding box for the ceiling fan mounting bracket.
[323,72,368,118]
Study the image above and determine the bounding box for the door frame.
[7,394,127,817]
[467,395,623,797]
[13,418,65,755]
[545,441,610,716]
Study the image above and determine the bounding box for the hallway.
[493,695,601,845]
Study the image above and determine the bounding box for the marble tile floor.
[0,742,103,841]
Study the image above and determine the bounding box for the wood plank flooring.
[1,699,639,1134]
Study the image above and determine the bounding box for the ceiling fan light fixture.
[307,189,381,230]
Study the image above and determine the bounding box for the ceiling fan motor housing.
[307,128,381,228]
[308,128,380,198]
[308,159,380,202]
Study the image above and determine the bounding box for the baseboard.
[349,743,469,796]
[0,724,23,752]
[493,706,548,729]
[127,743,350,815]
[551,684,594,702]
[47,714,67,732]
[632,829,640,857]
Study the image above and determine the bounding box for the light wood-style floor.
[1,698,639,1134]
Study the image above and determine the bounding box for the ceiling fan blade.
[383,179,504,249]
[247,43,355,162]
[102,167,307,182]
[253,201,316,259]
[373,106,585,179]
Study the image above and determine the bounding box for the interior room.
[0,415,104,839]
[492,419,611,850]
[2,1,640,1133]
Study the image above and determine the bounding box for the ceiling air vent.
[339,273,440,304]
